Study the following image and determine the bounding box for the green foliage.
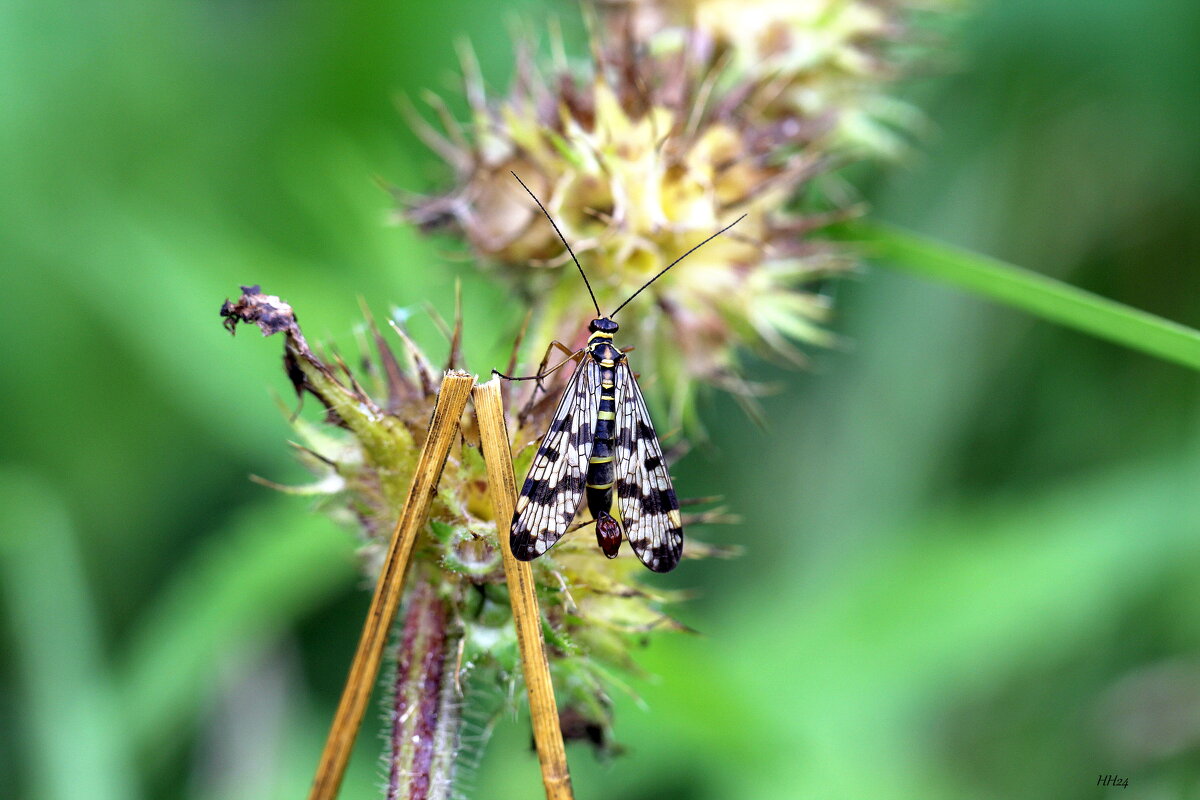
[0,474,139,800]
[115,499,356,769]
[847,222,1200,371]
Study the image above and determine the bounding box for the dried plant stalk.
[473,379,574,800]
[309,371,476,800]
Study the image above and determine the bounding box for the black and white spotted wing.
[613,364,683,573]
[510,359,600,560]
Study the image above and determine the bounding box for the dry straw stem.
[308,371,476,800]
[473,378,574,800]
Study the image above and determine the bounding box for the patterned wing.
[510,358,599,560]
[613,364,683,573]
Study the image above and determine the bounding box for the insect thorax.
[588,338,622,367]
[586,318,622,367]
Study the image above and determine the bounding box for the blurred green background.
[2,0,1198,798]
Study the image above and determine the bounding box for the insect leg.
[491,340,580,383]
[534,340,578,385]
[497,341,586,429]
[565,518,598,534]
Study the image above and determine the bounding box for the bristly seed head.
[220,285,714,758]
[405,23,859,427]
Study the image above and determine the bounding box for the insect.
[498,172,744,572]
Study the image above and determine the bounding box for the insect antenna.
[610,214,747,317]
[510,171,602,317]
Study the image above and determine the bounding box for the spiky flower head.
[408,30,852,425]
[601,0,956,158]
[219,287,725,783]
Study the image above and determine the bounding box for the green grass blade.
[0,472,142,800]
[116,497,357,768]
[845,222,1200,371]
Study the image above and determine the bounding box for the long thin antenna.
[611,214,747,317]
[510,171,601,317]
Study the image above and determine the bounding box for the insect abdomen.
[585,363,618,524]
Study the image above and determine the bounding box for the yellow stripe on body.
[589,455,613,463]
[597,410,615,420]
[586,481,614,490]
